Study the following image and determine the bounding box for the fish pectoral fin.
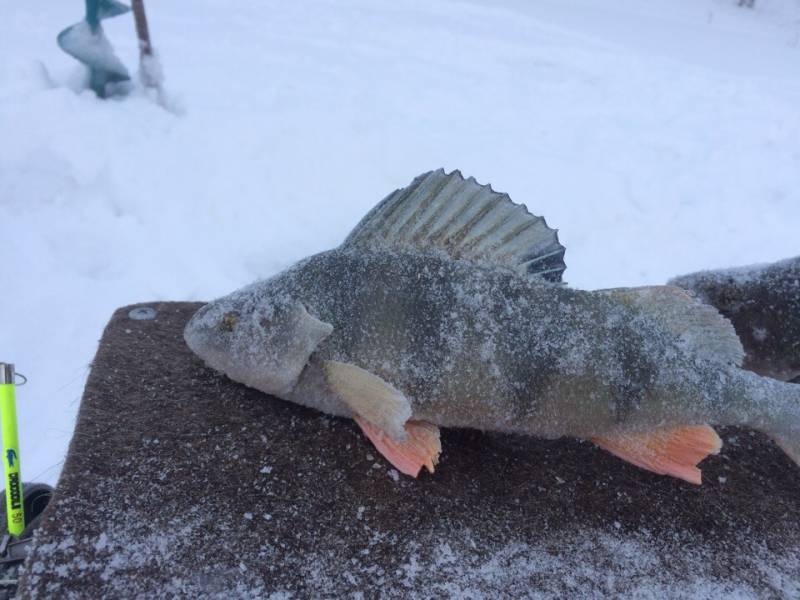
[356,416,441,478]
[591,425,722,485]
[323,360,412,441]
[322,360,442,477]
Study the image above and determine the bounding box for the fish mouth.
[184,302,230,367]
[184,293,334,399]
[184,301,254,389]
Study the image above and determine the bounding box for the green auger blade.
[57,0,132,98]
[97,0,130,20]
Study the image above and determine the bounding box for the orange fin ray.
[355,416,441,478]
[591,424,722,485]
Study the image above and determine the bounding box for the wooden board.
[18,303,800,598]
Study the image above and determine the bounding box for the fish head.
[184,289,333,398]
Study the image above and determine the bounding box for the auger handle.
[0,364,24,537]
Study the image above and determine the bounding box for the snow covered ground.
[1,0,799,488]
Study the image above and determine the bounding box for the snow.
[1,0,799,489]
[26,519,800,598]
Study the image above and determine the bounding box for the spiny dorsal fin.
[343,169,566,283]
[598,286,745,367]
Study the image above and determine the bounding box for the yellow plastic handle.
[0,383,24,536]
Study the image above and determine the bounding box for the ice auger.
[57,0,137,98]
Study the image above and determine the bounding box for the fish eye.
[218,312,239,332]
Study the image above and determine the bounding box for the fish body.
[185,170,800,483]
[670,256,800,383]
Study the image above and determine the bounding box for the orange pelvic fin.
[591,424,722,485]
[355,416,441,478]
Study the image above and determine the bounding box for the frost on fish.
[670,255,800,382]
[185,297,332,397]
[185,170,800,484]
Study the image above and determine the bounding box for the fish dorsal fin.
[342,169,566,283]
[598,286,745,367]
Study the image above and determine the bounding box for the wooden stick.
[131,0,161,89]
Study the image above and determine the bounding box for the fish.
[669,257,800,384]
[184,169,800,484]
